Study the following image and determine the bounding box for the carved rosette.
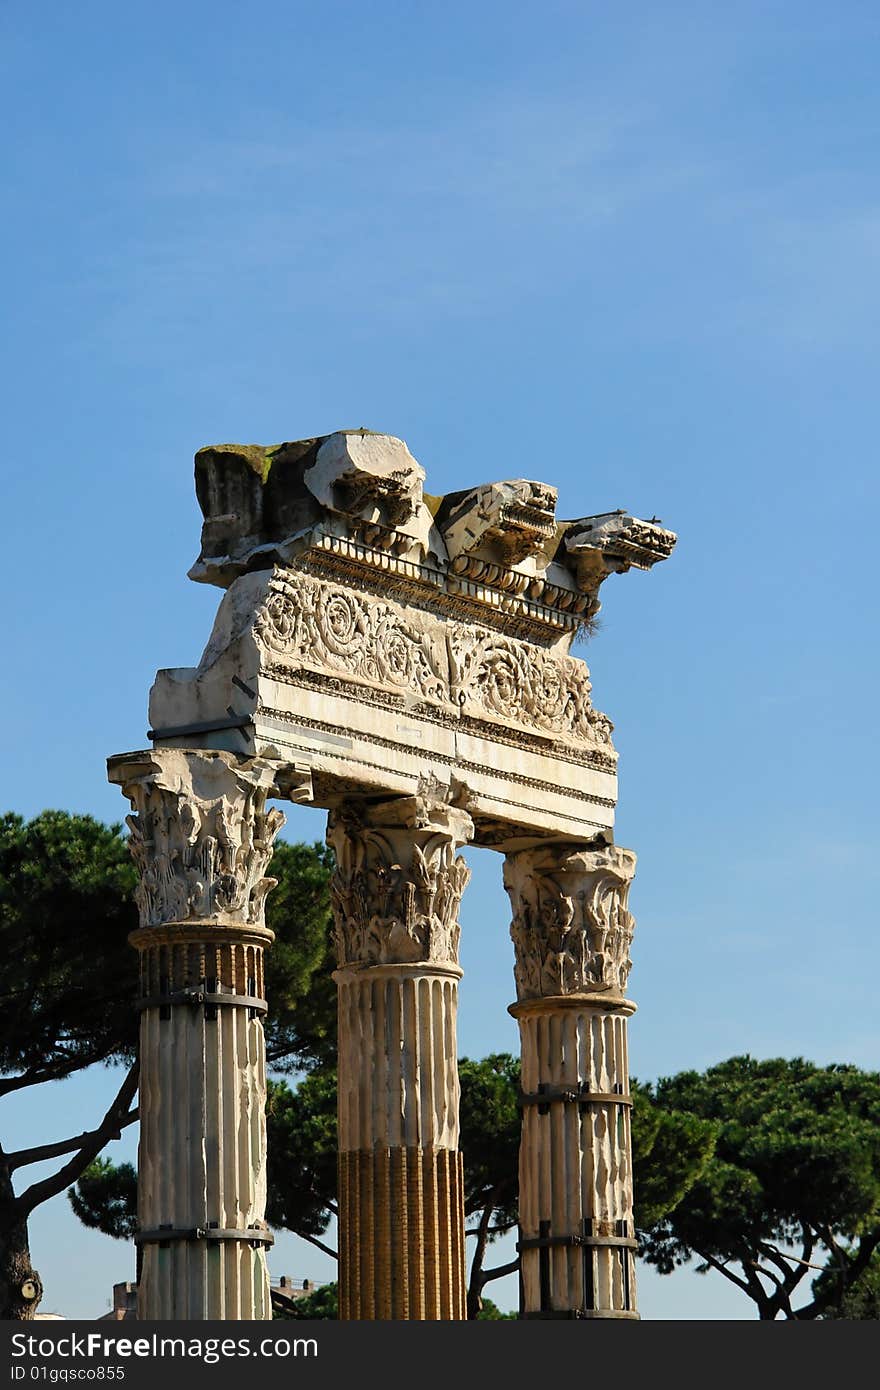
[109,749,287,930]
[504,843,637,1001]
[327,794,474,969]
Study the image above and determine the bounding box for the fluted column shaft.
[109,749,289,1321]
[328,793,473,1320]
[505,842,639,1320]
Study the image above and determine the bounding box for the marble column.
[327,791,473,1320]
[504,842,639,1320]
[108,748,295,1321]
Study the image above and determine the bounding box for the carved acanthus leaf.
[504,844,636,1000]
[327,799,473,968]
[112,750,286,930]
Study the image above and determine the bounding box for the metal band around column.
[134,984,268,1015]
[136,1226,274,1247]
[517,1235,638,1251]
[518,1084,632,1110]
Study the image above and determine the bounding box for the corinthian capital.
[504,842,636,1001]
[327,791,473,969]
[108,749,292,931]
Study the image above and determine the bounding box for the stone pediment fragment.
[189,430,437,587]
[563,511,677,598]
[186,430,675,638]
[437,479,559,568]
[303,431,428,535]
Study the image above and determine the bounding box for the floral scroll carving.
[504,843,637,1000]
[254,568,614,750]
[448,633,614,747]
[112,750,287,930]
[327,795,473,968]
[255,571,448,704]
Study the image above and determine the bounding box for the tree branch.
[7,1110,139,1173]
[748,1249,803,1319]
[0,1066,65,1099]
[293,1231,338,1261]
[761,1243,824,1275]
[468,1186,504,1318]
[0,1051,113,1099]
[697,1251,772,1312]
[17,1064,139,1216]
[695,1249,758,1298]
[750,1258,785,1292]
[794,1227,880,1321]
[480,1257,520,1286]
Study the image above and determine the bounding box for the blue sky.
[1,1,878,1320]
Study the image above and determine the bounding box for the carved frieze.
[327,791,473,968]
[504,843,636,1000]
[255,569,448,703]
[253,568,614,751]
[109,749,288,930]
[447,630,613,746]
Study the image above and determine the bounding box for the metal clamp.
[518,1233,638,1252]
[135,987,267,1016]
[521,1310,590,1320]
[518,1084,633,1110]
[135,1225,274,1248]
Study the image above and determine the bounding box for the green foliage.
[459,1054,520,1228]
[263,841,337,1072]
[457,1055,715,1237]
[476,1298,516,1319]
[630,1081,718,1229]
[639,1055,880,1318]
[274,1282,338,1319]
[69,1076,342,1254]
[0,815,335,1087]
[817,1250,880,1320]
[0,809,334,1323]
[68,1159,138,1240]
[0,811,139,1082]
[265,1072,338,1243]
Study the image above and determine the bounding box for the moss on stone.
[196,430,388,487]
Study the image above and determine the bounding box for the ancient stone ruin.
[109,429,675,1321]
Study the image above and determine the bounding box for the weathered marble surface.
[506,843,639,1320]
[330,790,472,1320]
[109,750,308,1321]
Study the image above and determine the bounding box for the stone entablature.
[147,431,675,851]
